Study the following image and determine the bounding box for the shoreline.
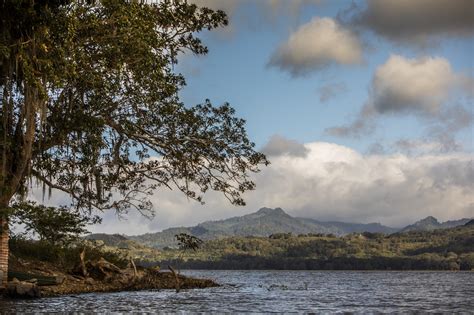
[3,256,219,298]
[2,271,219,298]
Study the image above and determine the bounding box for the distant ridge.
[86,208,472,249]
[91,207,396,249]
[400,216,472,233]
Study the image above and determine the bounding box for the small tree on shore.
[11,202,101,245]
[0,0,268,287]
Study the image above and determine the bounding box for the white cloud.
[269,17,363,76]
[327,55,473,143]
[372,55,456,115]
[88,139,473,233]
[261,134,309,157]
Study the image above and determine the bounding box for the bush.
[9,236,128,270]
[11,202,101,245]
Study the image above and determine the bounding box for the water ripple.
[1,271,473,313]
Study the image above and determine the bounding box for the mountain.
[87,208,471,249]
[303,219,399,234]
[86,218,474,270]
[400,216,472,233]
[154,222,474,271]
[124,207,397,249]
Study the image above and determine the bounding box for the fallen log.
[8,271,65,286]
[86,257,123,282]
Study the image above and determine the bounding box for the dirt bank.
[4,255,218,298]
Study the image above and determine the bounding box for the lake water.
[1,270,473,313]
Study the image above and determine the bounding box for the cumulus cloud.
[268,17,363,76]
[352,0,474,45]
[87,139,473,233]
[372,55,457,115]
[261,135,309,157]
[393,139,463,156]
[327,55,473,143]
[318,82,347,103]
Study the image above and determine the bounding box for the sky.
[40,0,473,234]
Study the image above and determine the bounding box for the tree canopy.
[11,202,101,245]
[0,0,268,218]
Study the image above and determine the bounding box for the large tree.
[0,0,268,287]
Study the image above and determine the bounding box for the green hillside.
[124,208,398,248]
[151,223,474,270]
[87,208,469,261]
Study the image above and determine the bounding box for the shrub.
[9,236,128,270]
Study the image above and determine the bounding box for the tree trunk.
[0,216,8,289]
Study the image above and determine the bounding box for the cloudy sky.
[78,0,473,234]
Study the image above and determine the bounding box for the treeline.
[157,253,474,271]
[147,224,474,271]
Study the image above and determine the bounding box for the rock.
[6,280,41,298]
[85,277,95,285]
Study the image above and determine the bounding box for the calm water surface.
[1,270,473,313]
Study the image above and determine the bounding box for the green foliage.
[9,235,128,269]
[152,225,474,270]
[0,0,267,219]
[175,233,203,252]
[269,233,293,239]
[10,202,101,245]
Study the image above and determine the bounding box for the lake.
[1,270,473,313]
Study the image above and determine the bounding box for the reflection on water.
[1,270,473,313]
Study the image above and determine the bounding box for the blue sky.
[176,0,473,154]
[86,0,473,234]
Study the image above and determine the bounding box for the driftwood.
[79,247,88,277]
[130,257,138,280]
[168,265,180,293]
[87,258,122,281]
[8,271,65,286]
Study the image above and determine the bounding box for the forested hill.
[153,221,474,271]
[87,208,471,249]
[84,220,474,270]
[124,207,397,248]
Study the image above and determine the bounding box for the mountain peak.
[419,216,439,224]
[400,216,440,232]
[256,207,287,216]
